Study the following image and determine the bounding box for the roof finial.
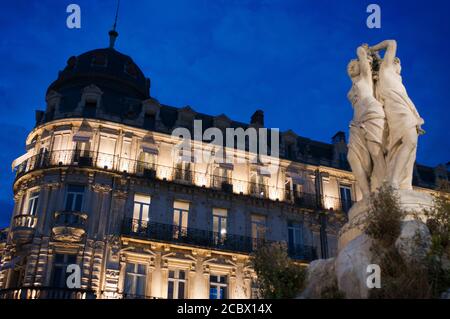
[108,0,120,49]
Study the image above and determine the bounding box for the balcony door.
[250,171,268,198]
[73,141,91,165]
[137,151,156,176]
[251,214,266,250]
[52,133,72,165]
[288,221,303,257]
[339,185,353,214]
[175,161,191,183]
[119,138,132,172]
[212,208,228,245]
[132,194,150,233]
[97,135,116,169]
[173,201,189,239]
[212,167,231,189]
[37,137,50,168]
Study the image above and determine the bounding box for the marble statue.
[347,45,386,197]
[370,40,424,190]
[347,40,424,193]
[299,41,433,299]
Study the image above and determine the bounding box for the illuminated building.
[0,30,447,299]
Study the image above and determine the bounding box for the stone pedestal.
[338,190,433,251]
[300,189,435,299]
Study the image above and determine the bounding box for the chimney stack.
[250,109,264,127]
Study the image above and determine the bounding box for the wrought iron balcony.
[323,195,355,214]
[10,214,37,244]
[52,211,88,242]
[13,149,325,210]
[0,287,95,299]
[284,190,318,210]
[122,218,317,262]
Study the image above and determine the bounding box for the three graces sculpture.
[347,40,424,197]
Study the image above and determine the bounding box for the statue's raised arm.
[356,45,372,80]
[370,40,397,68]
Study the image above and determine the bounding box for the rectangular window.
[65,185,85,211]
[133,194,151,232]
[27,191,40,215]
[250,171,268,198]
[173,201,189,239]
[52,133,72,165]
[51,254,77,288]
[212,208,227,244]
[97,135,116,169]
[339,185,353,213]
[124,263,147,298]
[53,133,71,151]
[175,161,192,182]
[209,274,228,299]
[212,167,231,189]
[120,138,132,172]
[137,152,157,175]
[251,214,266,250]
[167,269,186,299]
[288,221,303,256]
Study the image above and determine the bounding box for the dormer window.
[124,61,137,77]
[91,53,107,67]
[144,113,156,130]
[79,85,103,116]
[83,98,97,117]
[45,90,62,121]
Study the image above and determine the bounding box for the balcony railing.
[54,211,88,228]
[12,214,37,229]
[13,150,353,212]
[323,195,355,214]
[52,211,88,242]
[122,218,317,262]
[0,287,95,299]
[11,214,38,244]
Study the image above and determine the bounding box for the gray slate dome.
[43,47,150,123]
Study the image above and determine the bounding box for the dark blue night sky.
[0,0,449,227]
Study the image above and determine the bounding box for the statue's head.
[394,57,402,74]
[347,59,360,78]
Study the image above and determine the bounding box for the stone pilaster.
[23,237,42,286]
[34,237,50,285]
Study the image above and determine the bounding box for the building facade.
[0,34,447,299]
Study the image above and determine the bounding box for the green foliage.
[250,242,306,299]
[364,183,450,298]
[364,184,405,248]
[424,180,450,297]
[364,184,430,298]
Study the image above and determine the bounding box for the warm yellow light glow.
[158,167,171,180]
[196,175,207,187]
[324,196,335,210]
